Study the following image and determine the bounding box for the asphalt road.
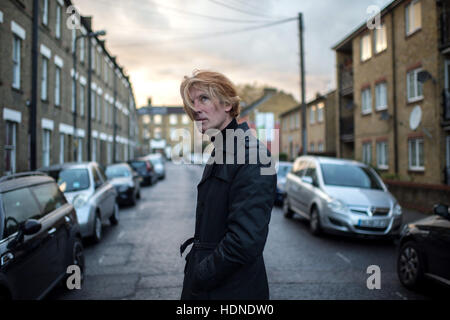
[48,162,435,300]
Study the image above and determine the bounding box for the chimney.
[147,97,152,106]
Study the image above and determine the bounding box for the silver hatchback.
[283,156,403,238]
[39,162,119,243]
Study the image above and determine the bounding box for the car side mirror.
[301,176,313,185]
[433,204,450,219]
[95,181,102,189]
[7,219,41,249]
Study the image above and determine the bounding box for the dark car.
[275,161,293,205]
[397,203,450,291]
[127,158,158,186]
[105,163,141,205]
[0,172,84,300]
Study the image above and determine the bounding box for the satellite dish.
[409,105,422,131]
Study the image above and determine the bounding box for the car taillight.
[146,162,151,172]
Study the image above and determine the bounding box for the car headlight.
[393,203,402,216]
[73,194,89,209]
[327,198,349,215]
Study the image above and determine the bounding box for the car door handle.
[1,252,14,266]
[48,227,57,235]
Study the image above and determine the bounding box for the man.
[179,70,277,300]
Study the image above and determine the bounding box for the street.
[49,162,431,300]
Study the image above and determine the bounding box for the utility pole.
[299,13,307,155]
[30,0,39,170]
[112,64,117,163]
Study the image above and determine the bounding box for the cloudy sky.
[72,0,391,107]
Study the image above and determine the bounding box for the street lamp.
[72,29,106,162]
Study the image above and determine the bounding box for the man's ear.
[224,103,232,113]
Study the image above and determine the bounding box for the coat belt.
[180,237,218,257]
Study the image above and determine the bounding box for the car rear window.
[1,188,42,239]
[106,166,131,179]
[320,163,383,190]
[129,161,145,169]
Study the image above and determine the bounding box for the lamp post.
[73,29,106,162]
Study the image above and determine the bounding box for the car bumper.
[320,207,403,237]
[116,187,135,203]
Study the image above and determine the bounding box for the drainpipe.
[391,12,399,176]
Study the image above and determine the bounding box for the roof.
[0,174,55,193]
[332,0,403,52]
[240,88,277,117]
[137,106,185,116]
[280,89,336,118]
[295,155,366,167]
[38,162,95,171]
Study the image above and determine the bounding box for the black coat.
[181,119,277,300]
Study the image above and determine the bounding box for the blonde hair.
[180,70,241,120]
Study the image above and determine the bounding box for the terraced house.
[0,0,138,177]
[333,0,450,196]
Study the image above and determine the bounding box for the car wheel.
[92,213,102,243]
[136,190,141,199]
[309,207,322,236]
[397,241,424,290]
[109,203,120,225]
[283,197,294,219]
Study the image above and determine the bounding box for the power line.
[208,0,282,19]
[111,16,298,47]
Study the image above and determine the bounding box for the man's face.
[189,87,232,134]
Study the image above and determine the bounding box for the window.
[41,56,48,101]
[77,138,83,162]
[154,115,162,124]
[182,114,189,124]
[42,129,51,167]
[91,45,95,70]
[309,143,315,152]
[91,89,96,119]
[55,4,62,39]
[31,182,66,217]
[154,127,162,139]
[2,188,42,238]
[80,38,85,62]
[104,98,108,124]
[362,142,372,165]
[107,142,112,164]
[92,138,97,161]
[59,134,64,164]
[293,159,308,177]
[97,93,101,122]
[170,114,178,125]
[80,84,85,116]
[295,112,300,128]
[71,78,76,112]
[5,121,17,175]
[12,36,21,89]
[375,82,387,111]
[376,141,389,169]
[361,88,372,114]
[407,68,423,102]
[406,0,421,36]
[374,24,387,53]
[317,103,324,122]
[310,105,316,124]
[104,61,108,82]
[42,0,48,26]
[143,115,151,124]
[55,66,61,106]
[360,34,372,61]
[304,163,319,187]
[318,142,324,152]
[71,29,76,53]
[290,115,295,129]
[408,138,424,170]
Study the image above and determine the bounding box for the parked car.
[105,163,141,205]
[145,153,166,180]
[283,156,403,237]
[39,162,119,243]
[127,158,158,186]
[0,172,84,300]
[275,161,293,205]
[397,203,450,291]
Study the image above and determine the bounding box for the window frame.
[55,3,62,39]
[405,0,422,36]
[12,36,21,90]
[55,66,61,107]
[407,68,424,102]
[374,23,387,54]
[375,82,388,111]
[360,33,372,62]
[408,138,424,171]
[41,56,49,101]
[361,87,372,115]
[4,121,17,175]
[42,129,51,167]
[376,141,389,169]
[362,142,372,165]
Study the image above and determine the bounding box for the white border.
[40,44,52,59]
[54,55,64,68]
[11,21,26,40]
[41,118,54,131]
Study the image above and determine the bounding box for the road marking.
[336,252,351,264]
[118,231,124,240]
[98,255,104,265]
[395,291,408,300]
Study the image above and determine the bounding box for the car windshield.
[277,164,292,178]
[320,163,384,190]
[150,158,162,165]
[106,166,131,179]
[130,161,145,169]
[56,168,90,192]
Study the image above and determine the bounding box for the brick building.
[333,0,450,187]
[280,90,336,161]
[0,0,138,176]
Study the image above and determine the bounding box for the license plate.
[358,218,389,228]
